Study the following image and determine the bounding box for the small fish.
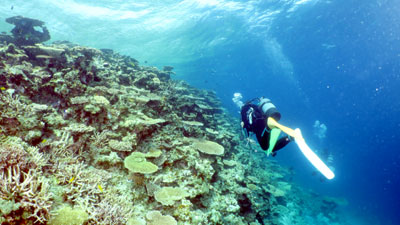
[11,5,14,10]
[98,184,103,192]
[41,139,47,143]
[69,177,75,183]
[0,87,6,91]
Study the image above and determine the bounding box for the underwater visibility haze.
[0,0,399,224]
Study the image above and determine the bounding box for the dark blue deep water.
[1,0,399,224]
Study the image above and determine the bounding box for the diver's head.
[259,98,281,121]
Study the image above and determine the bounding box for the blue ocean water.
[1,0,399,224]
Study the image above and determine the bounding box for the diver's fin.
[266,117,335,179]
[267,128,281,156]
[294,128,335,180]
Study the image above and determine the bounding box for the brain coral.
[192,139,224,155]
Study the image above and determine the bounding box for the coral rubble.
[0,17,344,225]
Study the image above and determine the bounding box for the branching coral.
[0,138,52,223]
[90,130,112,149]
[53,162,136,224]
[0,90,27,117]
[0,165,52,223]
[84,195,134,225]
[54,162,105,206]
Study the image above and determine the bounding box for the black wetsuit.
[240,103,290,153]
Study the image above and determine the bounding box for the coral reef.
[0,17,345,225]
[0,16,50,46]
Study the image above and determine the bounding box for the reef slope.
[0,24,343,225]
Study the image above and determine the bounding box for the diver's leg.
[273,136,291,152]
[256,132,269,150]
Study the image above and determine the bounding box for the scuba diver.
[232,93,335,180]
[239,97,291,156]
[233,93,335,180]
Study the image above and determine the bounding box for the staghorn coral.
[0,165,52,223]
[53,162,106,206]
[84,195,134,225]
[0,137,52,223]
[0,90,47,142]
[51,161,137,224]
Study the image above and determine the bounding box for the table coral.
[154,187,189,206]
[124,152,159,174]
[146,211,177,225]
[192,139,225,155]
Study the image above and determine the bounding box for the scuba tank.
[259,97,281,121]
